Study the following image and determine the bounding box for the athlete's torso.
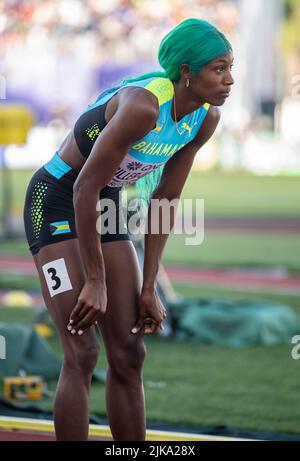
[58,77,210,187]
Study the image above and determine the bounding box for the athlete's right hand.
[67,280,107,335]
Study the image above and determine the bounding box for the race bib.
[42,258,73,298]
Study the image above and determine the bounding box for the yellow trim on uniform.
[203,103,210,110]
[144,78,174,106]
[56,225,69,231]
[0,416,255,441]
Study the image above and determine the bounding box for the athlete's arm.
[132,106,220,334]
[68,89,159,334]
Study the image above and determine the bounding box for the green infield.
[163,232,300,275]
[0,305,299,436]
[2,169,300,217]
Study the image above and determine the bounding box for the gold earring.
[186,79,190,88]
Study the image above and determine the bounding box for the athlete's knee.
[107,338,146,381]
[63,340,100,376]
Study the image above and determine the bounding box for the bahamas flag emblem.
[50,221,71,236]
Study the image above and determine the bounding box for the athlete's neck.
[172,80,206,122]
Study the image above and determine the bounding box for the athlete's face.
[189,52,234,106]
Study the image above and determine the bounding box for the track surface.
[0,255,299,296]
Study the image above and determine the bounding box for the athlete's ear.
[179,64,192,81]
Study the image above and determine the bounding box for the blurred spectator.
[0,0,239,124]
[3,0,296,175]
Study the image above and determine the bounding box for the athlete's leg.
[98,240,146,441]
[33,239,99,441]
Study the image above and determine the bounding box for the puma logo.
[182,121,197,136]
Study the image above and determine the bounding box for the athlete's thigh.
[98,240,142,346]
[34,239,98,349]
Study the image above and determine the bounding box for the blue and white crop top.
[73,77,210,187]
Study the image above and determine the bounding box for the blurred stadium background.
[0,0,299,441]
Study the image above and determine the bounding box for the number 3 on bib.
[42,258,73,297]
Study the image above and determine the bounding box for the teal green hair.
[123,18,232,204]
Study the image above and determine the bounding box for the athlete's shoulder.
[206,105,221,122]
[193,105,220,146]
[200,105,221,130]
[123,76,173,107]
[117,85,160,120]
[143,77,174,106]
[106,87,159,144]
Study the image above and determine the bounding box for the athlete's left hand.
[131,288,167,335]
